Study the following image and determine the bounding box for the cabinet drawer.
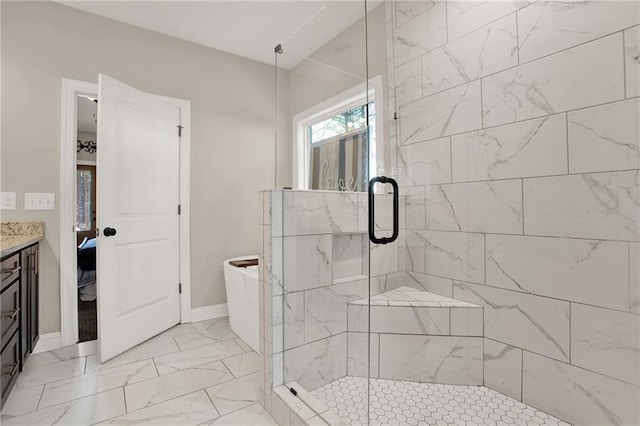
[0,281,19,352]
[0,253,20,290]
[1,330,20,407]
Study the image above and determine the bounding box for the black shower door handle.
[368,176,399,245]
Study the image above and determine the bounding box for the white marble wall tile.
[406,271,453,297]
[418,230,485,283]
[395,57,422,106]
[571,304,640,386]
[631,242,639,314]
[453,281,570,362]
[568,98,640,173]
[400,81,482,145]
[425,180,523,234]
[283,292,305,350]
[398,137,451,185]
[348,304,450,335]
[376,273,402,294]
[486,234,629,311]
[281,235,333,292]
[125,361,234,412]
[450,307,483,336]
[270,236,282,295]
[273,351,283,387]
[482,34,625,128]
[379,334,483,384]
[422,15,517,97]
[446,0,529,40]
[522,352,640,426]
[395,0,439,28]
[524,171,640,241]
[404,246,427,273]
[484,338,523,401]
[101,390,219,425]
[347,332,379,378]
[284,334,347,391]
[518,0,640,64]
[206,372,261,416]
[38,359,157,409]
[451,114,568,182]
[270,191,283,236]
[283,191,358,236]
[332,234,364,280]
[405,186,427,230]
[367,240,399,278]
[3,388,125,426]
[357,193,394,233]
[305,278,369,343]
[393,1,446,66]
[625,26,640,98]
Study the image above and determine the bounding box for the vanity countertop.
[0,222,45,258]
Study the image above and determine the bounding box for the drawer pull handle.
[1,363,19,377]
[1,266,21,276]
[1,307,20,320]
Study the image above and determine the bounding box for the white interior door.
[97,74,181,362]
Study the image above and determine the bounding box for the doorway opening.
[76,95,98,343]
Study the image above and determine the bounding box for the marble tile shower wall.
[388,1,640,425]
[258,189,403,420]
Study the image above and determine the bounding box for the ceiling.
[57,1,378,69]
[77,96,97,133]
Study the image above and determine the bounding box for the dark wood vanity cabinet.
[1,243,39,408]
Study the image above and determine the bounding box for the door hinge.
[178,283,182,294]
[178,204,181,215]
[393,112,398,120]
[178,125,183,137]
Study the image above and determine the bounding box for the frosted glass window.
[76,169,93,231]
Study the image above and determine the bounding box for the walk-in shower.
[259,0,640,424]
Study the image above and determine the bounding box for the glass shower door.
[272,2,375,423]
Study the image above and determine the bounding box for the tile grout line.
[398,95,640,149]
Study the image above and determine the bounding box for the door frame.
[60,78,192,348]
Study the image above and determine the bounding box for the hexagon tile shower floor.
[311,377,571,426]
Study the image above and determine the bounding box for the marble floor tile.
[99,390,219,425]
[0,385,43,418]
[205,371,262,416]
[16,357,86,390]
[25,340,98,369]
[124,360,234,412]
[86,336,180,373]
[222,352,262,378]
[154,339,243,375]
[233,338,253,353]
[192,317,231,333]
[2,388,125,426]
[202,402,277,425]
[173,327,238,351]
[38,359,158,409]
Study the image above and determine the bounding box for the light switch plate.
[0,192,17,210]
[25,193,55,210]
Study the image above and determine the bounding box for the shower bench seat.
[347,286,484,385]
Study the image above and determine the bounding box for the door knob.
[103,227,117,237]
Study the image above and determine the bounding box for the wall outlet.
[25,193,55,210]
[0,192,17,210]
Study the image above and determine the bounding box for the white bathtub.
[223,256,259,353]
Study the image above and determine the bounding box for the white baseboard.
[191,303,228,323]
[33,332,62,354]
